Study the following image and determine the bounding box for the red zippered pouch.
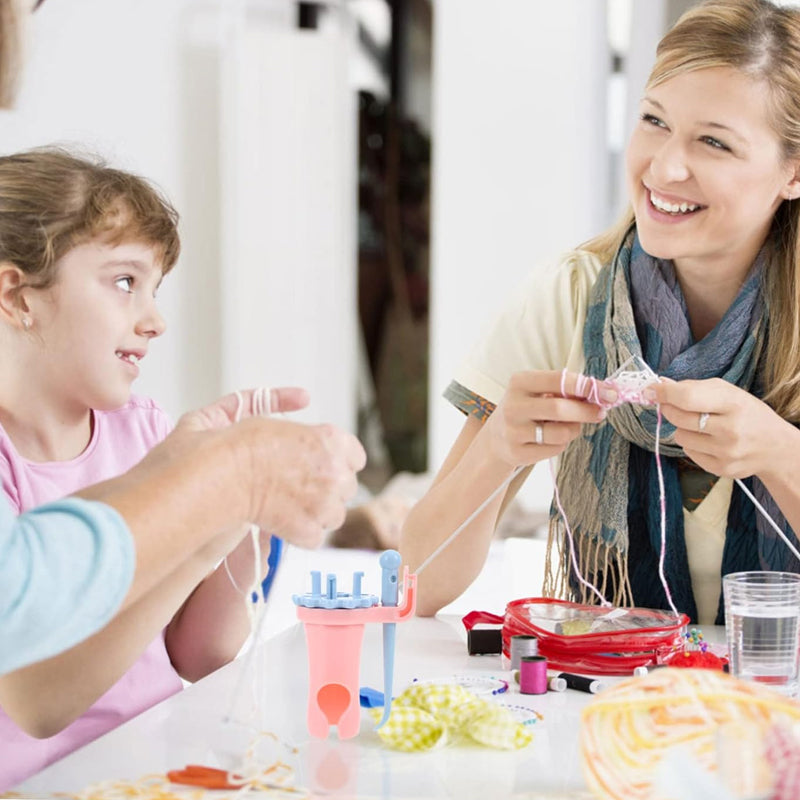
[464,598,689,675]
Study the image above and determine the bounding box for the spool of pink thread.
[519,655,548,695]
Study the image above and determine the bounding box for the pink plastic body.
[296,569,417,739]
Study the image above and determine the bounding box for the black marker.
[547,670,604,694]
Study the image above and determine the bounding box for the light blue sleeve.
[0,496,135,675]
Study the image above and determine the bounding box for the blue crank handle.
[376,550,401,729]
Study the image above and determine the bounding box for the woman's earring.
[21,317,31,330]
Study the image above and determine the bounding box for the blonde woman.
[402,0,800,624]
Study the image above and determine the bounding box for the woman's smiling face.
[626,66,800,279]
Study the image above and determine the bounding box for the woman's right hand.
[483,370,614,467]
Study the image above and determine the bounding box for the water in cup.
[726,604,799,690]
[724,571,800,697]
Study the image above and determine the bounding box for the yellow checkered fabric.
[370,683,533,752]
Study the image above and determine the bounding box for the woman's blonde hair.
[0,147,180,292]
[584,0,800,420]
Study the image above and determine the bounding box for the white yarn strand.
[735,477,800,565]
[414,465,524,576]
[223,388,275,725]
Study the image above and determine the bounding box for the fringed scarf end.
[543,518,632,608]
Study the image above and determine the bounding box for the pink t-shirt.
[0,396,183,792]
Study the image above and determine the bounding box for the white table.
[16,613,623,799]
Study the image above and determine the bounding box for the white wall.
[219,5,358,431]
[0,0,200,419]
[429,0,610,508]
[0,0,358,431]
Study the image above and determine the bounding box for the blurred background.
[0,0,766,513]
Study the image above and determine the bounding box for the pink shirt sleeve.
[0,427,24,513]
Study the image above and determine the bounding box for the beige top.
[452,250,727,624]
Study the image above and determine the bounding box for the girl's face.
[25,240,166,413]
[626,66,800,280]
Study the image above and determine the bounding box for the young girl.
[401,0,800,622]
[0,149,276,790]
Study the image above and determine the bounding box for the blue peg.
[376,550,402,729]
[352,571,364,599]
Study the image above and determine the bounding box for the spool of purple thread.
[519,655,548,695]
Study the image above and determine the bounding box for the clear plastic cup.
[723,571,800,697]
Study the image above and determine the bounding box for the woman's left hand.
[646,377,792,480]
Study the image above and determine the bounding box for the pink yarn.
[765,724,800,800]
[573,370,651,409]
[549,457,610,607]
[653,406,679,617]
[555,369,678,616]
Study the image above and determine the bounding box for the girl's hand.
[483,370,613,467]
[646,377,790,480]
[178,386,310,432]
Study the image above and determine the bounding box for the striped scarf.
[543,226,799,623]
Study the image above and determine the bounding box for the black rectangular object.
[467,627,503,655]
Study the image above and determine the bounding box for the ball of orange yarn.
[580,667,800,800]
